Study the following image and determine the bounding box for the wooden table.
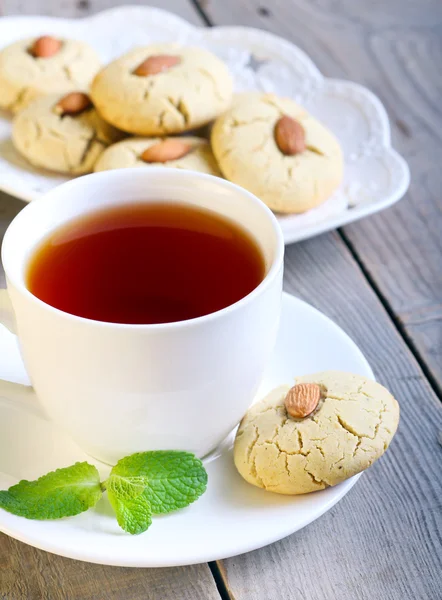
[0,1,441,598]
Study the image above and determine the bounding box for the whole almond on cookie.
[133,55,181,76]
[275,115,306,155]
[285,383,321,418]
[234,372,400,495]
[29,36,62,58]
[140,139,192,163]
[54,92,92,116]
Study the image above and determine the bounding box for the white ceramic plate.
[0,292,373,567]
[0,6,409,244]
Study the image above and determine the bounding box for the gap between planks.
[186,3,441,599]
[338,228,442,401]
[188,0,442,589]
[209,562,235,600]
[189,0,212,25]
[191,0,442,407]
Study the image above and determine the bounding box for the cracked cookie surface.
[211,93,343,214]
[234,371,399,495]
[0,37,101,113]
[94,136,222,176]
[12,93,124,174]
[90,44,233,135]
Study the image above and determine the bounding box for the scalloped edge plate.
[0,6,410,244]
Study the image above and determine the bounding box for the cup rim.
[2,168,284,330]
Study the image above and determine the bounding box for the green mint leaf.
[106,475,152,535]
[0,462,102,519]
[105,474,149,500]
[110,451,208,514]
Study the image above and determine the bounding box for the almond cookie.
[94,136,222,177]
[0,36,101,113]
[234,371,399,494]
[12,92,124,174]
[211,93,343,214]
[90,44,233,135]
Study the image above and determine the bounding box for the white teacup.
[0,168,284,464]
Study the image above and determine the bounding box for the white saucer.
[0,293,373,567]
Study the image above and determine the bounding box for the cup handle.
[0,289,47,419]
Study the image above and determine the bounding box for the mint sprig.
[0,451,207,535]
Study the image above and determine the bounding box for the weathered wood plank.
[197,0,442,394]
[0,533,221,600]
[213,232,442,600]
[193,1,442,598]
[0,2,441,600]
[0,0,202,24]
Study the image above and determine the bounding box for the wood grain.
[0,533,221,600]
[0,0,202,24]
[191,1,442,598]
[197,0,442,395]
[0,1,441,599]
[214,232,442,600]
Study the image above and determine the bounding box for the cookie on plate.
[94,136,222,177]
[234,371,399,495]
[90,44,233,135]
[0,36,101,113]
[12,92,124,174]
[211,93,343,214]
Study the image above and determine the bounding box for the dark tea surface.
[26,202,265,324]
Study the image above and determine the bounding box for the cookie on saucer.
[0,36,101,113]
[234,371,399,494]
[90,44,233,135]
[12,92,124,174]
[211,93,343,214]
[94,136,222,177]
